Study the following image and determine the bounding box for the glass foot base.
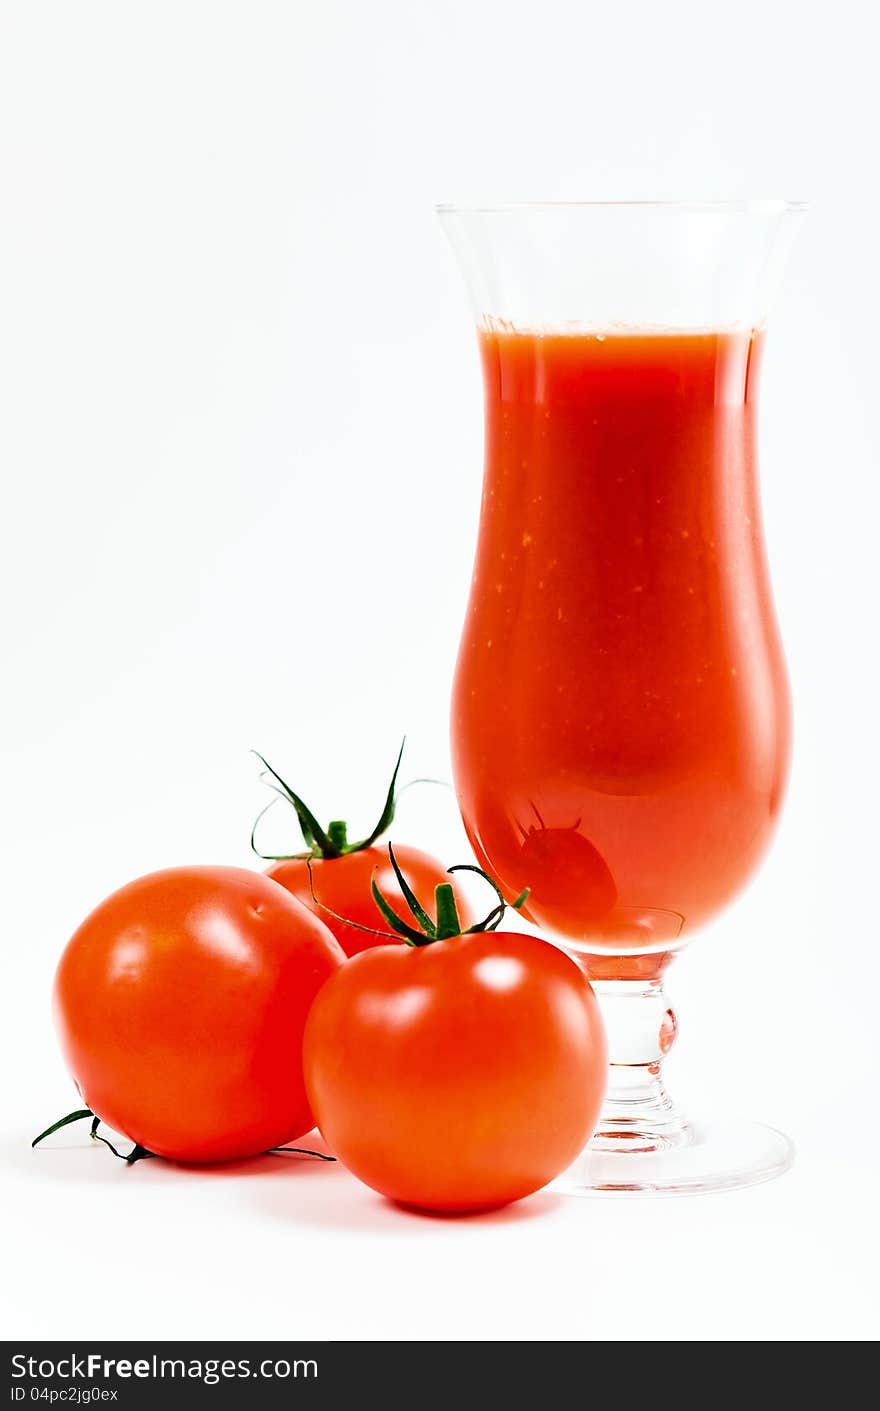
[552,1117,794,1196]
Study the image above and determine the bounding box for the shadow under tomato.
[18,1124,562,1232]
[243,1170,562,1234]
[162,1128,337,1177]
[389,1191,563,1224]
[166,1151,338,1179]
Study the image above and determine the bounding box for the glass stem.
[590,977,690,1153]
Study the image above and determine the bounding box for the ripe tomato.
[54,866,344,1163]
[303,929,607,1212]
[266,845,473,957]
[517,817,618,927]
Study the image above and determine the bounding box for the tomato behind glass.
[253,745,472,955]
[267,845,473,956]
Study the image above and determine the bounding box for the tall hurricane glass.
[439,201,804,1194]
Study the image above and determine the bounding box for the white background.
[1,0,878,1343]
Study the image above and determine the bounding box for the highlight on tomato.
[252,741,474,956]
[38,866,345,1164]
[303,848,608,1213]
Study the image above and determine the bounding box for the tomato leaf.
[386,841,437,936]
[35,1106,336,1169]
[251,753,340,858]
[447,865,530,936]
[31,1108,94,1148]
[89,1118,156,1164]
[267,1146,336,1161]
[370,875,431,945]
[251,741,406,861]
[249,798,309,862]
[448,862,506,912]
[345,738,405,853]
[465,903,504,934]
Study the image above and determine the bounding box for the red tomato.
[267,845,474,957]
[303,930,607,1212]
[518,821,618,926]
[54,866,344,1163]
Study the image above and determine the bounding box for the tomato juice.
[452,326,790,971]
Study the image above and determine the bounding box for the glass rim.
[436,199,806,216]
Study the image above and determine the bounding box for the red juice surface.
[452,327,790,966]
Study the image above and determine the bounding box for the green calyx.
[251,740,405,862]
[308,843,530,948]
[31,1108,154,1165]
[31,1109,334,1165]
